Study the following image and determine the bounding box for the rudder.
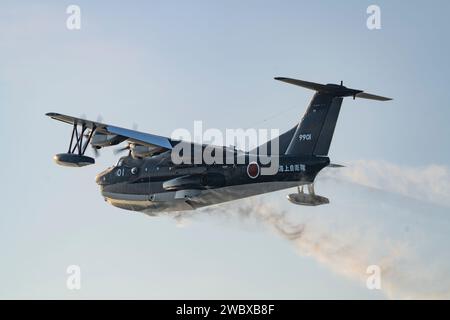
[285,92,343,156]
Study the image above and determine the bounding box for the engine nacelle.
[130,144,162,159]
[90,132,124,147]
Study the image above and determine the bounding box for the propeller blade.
[92,146,100,158]
[113,145,130,155]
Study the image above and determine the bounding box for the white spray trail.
[169,160,450,299]
[323,160,450,207]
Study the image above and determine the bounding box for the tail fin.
[276,77,392,157]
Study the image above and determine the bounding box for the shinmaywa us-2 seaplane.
[46,77,391,214]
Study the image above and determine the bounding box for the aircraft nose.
[95,173,106,185]
[96,167,114,185]
[95,170,110,185]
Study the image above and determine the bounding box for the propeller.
[92,145,101,157]
[113,122,139,156]
[113,143,131,155]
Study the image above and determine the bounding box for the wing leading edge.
[45,112,173,150]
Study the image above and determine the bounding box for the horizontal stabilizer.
[328,163,345,168]
[355,92,392,101]
[275,77,392,101]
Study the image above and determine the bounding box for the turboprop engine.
[90,131,125,148]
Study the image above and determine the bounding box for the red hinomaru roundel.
[247,161,260,179]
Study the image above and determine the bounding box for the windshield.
[116,156,126,167]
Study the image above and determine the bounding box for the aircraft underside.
[102,181,302,214]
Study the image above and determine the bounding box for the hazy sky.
[1,0,450,299]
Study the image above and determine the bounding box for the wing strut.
[53,122,96,167]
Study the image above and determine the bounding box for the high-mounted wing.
[46,112,174,150]
[46,112,175,166]
[105,125,172,149]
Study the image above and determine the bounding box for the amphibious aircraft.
[46,77,391,213]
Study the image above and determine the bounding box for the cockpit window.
[117,157,126,167]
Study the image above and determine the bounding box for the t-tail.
[274,77,392,157]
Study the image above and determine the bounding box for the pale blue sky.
[1,0,450,299]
